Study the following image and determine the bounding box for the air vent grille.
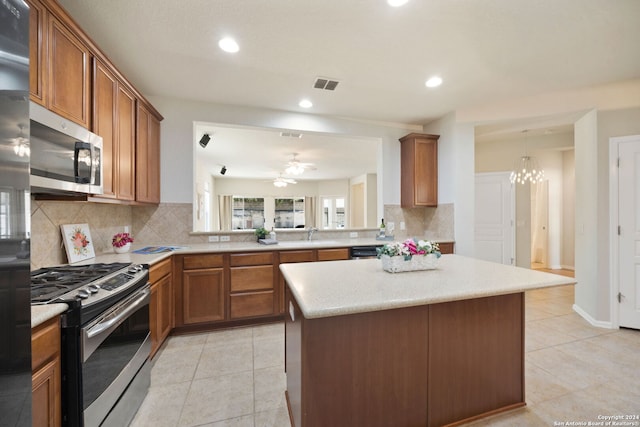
[313,77,340,91]
[280,132,303,138]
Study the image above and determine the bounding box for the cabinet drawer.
[230,265,274,292]
[317,248,350,261]
[280,250,315,263]
[230,291,274,319]
[438,242,454,254]
[230,252,273,267]
[149,258,172,282]
[183,254,224,269]
[32,317,60,371]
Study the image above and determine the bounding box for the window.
[0,191,10,238]
[232,197,265,230]
[321,197,345,229]
[274,197,305,228]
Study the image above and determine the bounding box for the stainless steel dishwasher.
[349,245,383,259]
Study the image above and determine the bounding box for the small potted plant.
[112,232,134,253]
[254,227,269,241]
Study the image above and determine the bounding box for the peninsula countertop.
[280,254,576,319]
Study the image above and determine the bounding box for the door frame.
[609,134,640,328]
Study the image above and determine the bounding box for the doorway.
[530,180,549,269]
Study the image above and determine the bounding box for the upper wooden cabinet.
[28,0,91,127]
[399,133,439,208]
[136,103,162,203]
[92,59,136,201]
[28,0,163,204]
[28,0,47,105]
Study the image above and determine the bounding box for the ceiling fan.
[272,174,297,188]
[285,153,316,175]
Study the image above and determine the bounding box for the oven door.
[80,284,151,426]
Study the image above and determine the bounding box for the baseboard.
[572,304,615,329]
[561,265,575,271]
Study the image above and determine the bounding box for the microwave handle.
[74,141,92,184]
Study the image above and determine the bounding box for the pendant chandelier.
[510,130,544,185]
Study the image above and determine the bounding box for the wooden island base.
[285,290,525,427]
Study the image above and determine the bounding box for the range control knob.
[128,264,143,273]
[87,284,100,294]
[77,289,90,299]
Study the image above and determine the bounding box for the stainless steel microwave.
[29,102,103,195]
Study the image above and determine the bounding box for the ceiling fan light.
[274,179,287,188]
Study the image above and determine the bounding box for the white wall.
[148,95,419,213]
[424,113,476,256]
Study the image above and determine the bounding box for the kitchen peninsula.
[281,255,576,427]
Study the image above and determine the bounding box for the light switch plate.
[208,235,219,242]
[220,235,230,242]
[349,232,358,238]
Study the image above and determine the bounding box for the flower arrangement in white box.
[376,238,441,273]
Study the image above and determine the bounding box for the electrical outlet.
[400,221,406,230]
[124,226,129,233]
[208,235,219,242]
[220,235,230,242]
[349,232,358,238]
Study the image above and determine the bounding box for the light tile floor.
[131,284,640,427]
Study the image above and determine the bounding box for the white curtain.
[218,195,232,231]
[304,196,316,228]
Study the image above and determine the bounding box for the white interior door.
[474,172,515,265]
[619,139,640,329]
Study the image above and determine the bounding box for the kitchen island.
[280,255,576,427]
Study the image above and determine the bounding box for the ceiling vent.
[280,131,303,138]
[313,77,340,91]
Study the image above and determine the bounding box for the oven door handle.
[86,287,150,339]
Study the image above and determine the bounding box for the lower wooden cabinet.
[182,268,225,324]
[32,316,61,427]
[230,253,276,319]
[438,242,454,254]
[149,258,173,358]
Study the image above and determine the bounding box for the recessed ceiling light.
[387,0,409,7]
[218,37,239,53]
[299,99,313,108]
[425,76,443,88]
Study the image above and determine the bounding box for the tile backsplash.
[30,201,207,269]
[31,200,454,269]
[383,203,454,241]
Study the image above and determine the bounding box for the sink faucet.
[307,227,318,241]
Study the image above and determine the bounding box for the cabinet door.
[27,0,47,106]
[400,133,438,207]
[230,291,274,319]
[47,14,90,127]
[158,273,173,343]
[182,268,225,324]
[136,104,161,203]
[32,359,60,427]
[92,59,117,198]
[116,84,136,201]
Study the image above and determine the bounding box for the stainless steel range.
[31,262,151,427]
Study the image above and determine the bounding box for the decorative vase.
[114,242,131,254]
[380,253,438,273]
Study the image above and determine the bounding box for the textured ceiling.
[56,0,640,126]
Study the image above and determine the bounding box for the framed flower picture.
[61,223,96,263]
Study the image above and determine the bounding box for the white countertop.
[75,237,454,266]
[280,254,576,319]
[31,303,68,328]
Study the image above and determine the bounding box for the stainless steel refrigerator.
[0,1,32,426]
